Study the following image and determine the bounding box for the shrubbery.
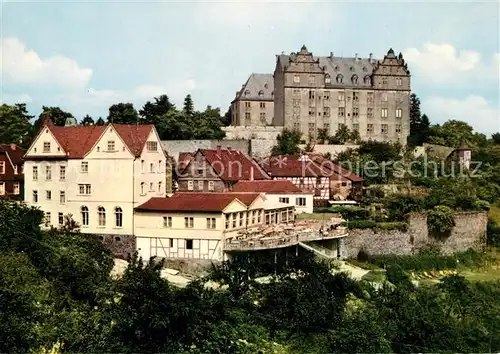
[427,205,456,234]
[343,220,408,231]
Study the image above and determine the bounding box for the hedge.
[342,220,408,231]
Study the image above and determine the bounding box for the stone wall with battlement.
[344,211,488,259]
[223,126,283,140]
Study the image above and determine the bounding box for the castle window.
[364,76,371,85]
[396,108,403,118]
[334,65,339,71]
[381,124,388,134]
[98,206,106,226]
[258,90,264,97]
[396,77,402,86]
[396,124,402,133]
[351,75,358,84]
[367,124,374,134]
[81,206,89,226]
[336,74,343,83]
[325,75,331,84]
[293,75,300,83]
[308,75,315,84]
[115,207,123,227]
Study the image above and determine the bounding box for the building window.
[0,182,4,195]
[13,183,19,195]
[382,77,388,85]
[279,197,290,203]
[0,161,4,174]
[45,166,52,181]
[78,184,91,195]
[81,162,88,173]
[245,112,251,123]
[353,91,359,101]
[46,190,52,200]
[382,93,388,102]
[338,92,345,101]
[107,140,115,151]
[260,102,266,109]
[364,76,371,85]
[158,160,162,172]
[323,91,330,100]
[308,90,315,100]
[353,123,359,131]
[367,92,374,103]
[351,75,358,84]
[115,207,123,227]
[81,206,89,226]
[225,214,230,229]
[259,112,266,124]
[367,124,374,134]
[33,190,38,203]
[43,142,51,153]
[396,124,402,133]
[163,216,172,228]
[325,75,331,84]
[186,239,193,250]
[353,107,359,117]
[396,77,402,86]
[158,181,162,193]
[336,74,343,83]
[60,191,65,204]
[381,108,388,118]
[44,212,51,225]
[396,108,402,118]
[309,110,315,117]
[308,123,315,134]
[252,210,256,224]
[58,212,64,225]
[149,163,154,173]
[338,107,345,117]
[184,217,194,228]
[293,122,300,131]
[197,180,203,190]
[324,107,331,117]
[59,165,66,181]
[324,123,330,131]
[367,108,374,118]
[293,75,300,83]
[293,89,300,97]
[308,75,315,84]
[98,206,106,227]
[296,197,306,206]
[33,166,38,181]
[381,124,389,134]
[146,141,158,152]
[232,213,237,228]
[258,90,264,97]
[206,218,216,229]
[208,181,214,191]
[245,102,251,108]
[140,182,145,195]
[187,180,194,191]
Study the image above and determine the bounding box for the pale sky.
[1,0,499,135]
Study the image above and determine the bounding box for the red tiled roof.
[0,144,25,165]
[231,180,307,194]
[308,154,364,182]
[197,148,270,182]
[261,155,348,181]
[135,192,262,213]
[27,123,154,159]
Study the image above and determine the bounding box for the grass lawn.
[489,203,500,224]
[361,270,386,282]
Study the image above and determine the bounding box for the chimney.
[250,166,254,181]
[355,53,358,59]
[330,52,334,58]
[10,144,16,150]
[369,53,373,61]
[227,146,231,151]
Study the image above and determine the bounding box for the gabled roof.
[186,148,270,182]
[308,154,364,182]
[233,73,274,102]
[0,144,25,166]
[135,192,262,213]
[261,155,348,180]
[178,152,194,169]
[25,123,154,159]
[232,180,309,194]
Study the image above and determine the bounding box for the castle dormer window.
[325,74,331,84]
[258,90,264,97]
[336,74,343,84]
[244,90,250,96]
[351,75,358,84]
[364,76,371,85]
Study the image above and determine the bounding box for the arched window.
[140,182,145,195]
[98,206,106,226]
[258,90,264,97]
[364,76,371,85]
[81,206,89,226]
[149,162,154,173]
[325,74,331,84]
[336,74,343,84]
[115,207,122,227]
[351,75,358,84]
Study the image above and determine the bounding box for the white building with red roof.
[134,192,295,261]
[231,180,314,214]
[24,119,167,257]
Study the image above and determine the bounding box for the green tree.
[271,129,302,155]
[0,104,33,146]
[317,128,329,144]
[193,106,226,140]
[80,114,95,126]
[221,106,232,126]
[107,103,139,124]
[139,94,176,124]
[334,124,352,144]
[183,94,195,119]
[428,120,487,149]
[156,110,193,140]
[95,117,105,126]
[491,132,500,145]
[38,106,74,127]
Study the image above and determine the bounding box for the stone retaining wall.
[344,212,488,258]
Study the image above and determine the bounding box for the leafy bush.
[384,195,425,221]
[376,222,408,232]
[329,206,370,220]
[487,220,500,247]
[427,205,456,234]
[357,249,487,271]
[343,220,407,231]
[343,220,377,229]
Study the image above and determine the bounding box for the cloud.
[1,93,33,104]
[403,43,500,87]
[0,37,92,89]
[422,95,500,136]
